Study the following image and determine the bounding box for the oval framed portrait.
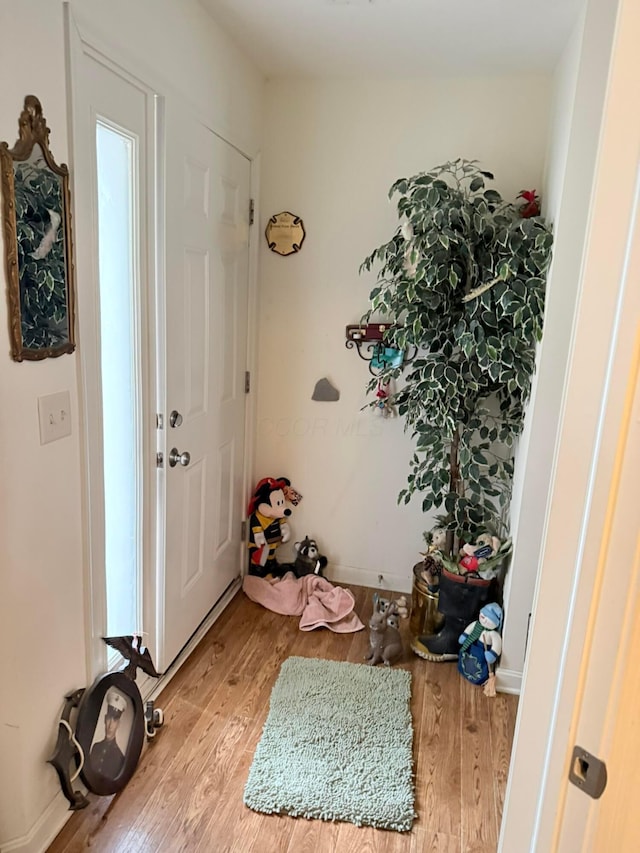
[75,670,144,795]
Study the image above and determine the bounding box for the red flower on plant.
[517,189,540,218]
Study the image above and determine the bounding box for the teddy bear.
[427,527,447,554]
[293,536,328,577]
[247,477,293,577]
[416,528,447,588]
[458,533,501,574]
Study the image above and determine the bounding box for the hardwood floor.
[47,583,518,853]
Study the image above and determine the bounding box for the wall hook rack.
[345,324,417,376]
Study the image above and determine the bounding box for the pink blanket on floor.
[242,571,364,633]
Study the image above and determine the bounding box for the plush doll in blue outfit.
[457,602,503,696]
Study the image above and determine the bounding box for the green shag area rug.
[243,656,415,832]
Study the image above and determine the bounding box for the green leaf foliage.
[361,159,553,556]
[13,160,68,350]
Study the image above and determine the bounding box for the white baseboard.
[496,666,522,695]
[2,790,71,853]
[327,563,413,596]
[3,579,242,853]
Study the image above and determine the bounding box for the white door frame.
[65,5,261,684]
[500,0,640,847]
[66,11,161,682]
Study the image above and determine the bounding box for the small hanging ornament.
[374,377,396,418]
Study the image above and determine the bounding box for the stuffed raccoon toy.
[293,536,328,577]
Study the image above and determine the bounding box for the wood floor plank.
[488,690,518,835]
[90,694,205,848]
[164,597,270,712]
[459,677,498,852]
[284,814,341,853]
[417,662,462,838]
[47,584,518,853]
[334,822,390,852]
[45,692,202,853]
[410,826,461,853]
[160,588,246,698]
[195,747,295,853]
[46,795,116,853]
[119,706,247,853]
[381,827,417,852]
[222,620,295,718]
[146,714,252,852]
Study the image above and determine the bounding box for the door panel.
[161,100,250,669]
[216,439,234,556]
[184,247,209,416]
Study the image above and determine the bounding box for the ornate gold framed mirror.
[0,95,76,361]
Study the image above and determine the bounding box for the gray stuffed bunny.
[364,596,403,666]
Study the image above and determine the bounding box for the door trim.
[66,11,161,681]
[66,7,261,680]
[499,0,640,846]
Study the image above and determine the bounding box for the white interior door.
[555,357,640,851]
[71,31,251,677]
[546,116,640,851]
[160,100,251,669]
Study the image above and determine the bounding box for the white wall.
[255,76,551,595]
[501,0,617,685]
[0,4,84,848]
[70,0,262,156]
[0,2,262,850]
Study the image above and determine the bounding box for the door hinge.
[241,520,247,541]
[249,198,255,226]
[245,371,251,394]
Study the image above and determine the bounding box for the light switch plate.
[38,391,72,445]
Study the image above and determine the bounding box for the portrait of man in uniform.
[89,688,130,779]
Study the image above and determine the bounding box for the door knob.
[169,448,191,467]
[169,410,183,428]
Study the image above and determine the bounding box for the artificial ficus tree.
[361,159,553,564]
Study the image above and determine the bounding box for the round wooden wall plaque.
[265,211,306,256]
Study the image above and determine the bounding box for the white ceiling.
[199,0,585,78]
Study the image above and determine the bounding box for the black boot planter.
[412,616,467,661]
[411,567,493,662]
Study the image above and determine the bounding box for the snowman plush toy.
[457,602,503,690]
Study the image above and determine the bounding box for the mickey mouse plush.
[247,477,293,577]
